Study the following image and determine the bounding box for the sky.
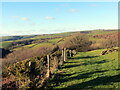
[1,2,118,36]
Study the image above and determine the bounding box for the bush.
[7,56,47,88]
[101,38,118,48]
[61,33,92,51]
[90,38,118,50]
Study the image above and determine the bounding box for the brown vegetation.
[61,33,92,51]
[92,32,119,39]
[90,32,119,50]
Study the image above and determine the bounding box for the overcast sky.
[1,2,118,36]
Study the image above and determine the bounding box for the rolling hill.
[1,29,119,89]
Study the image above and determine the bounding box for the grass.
[1,32,73,49]
[13,42,52,50]
[88,30,117,36]
[32,42,52,48]
[12,37,62,51]
[1,30,117,49]
[48,38,62,43]
[0,41,13,48]
[13,43,37,51]
[47,49,119,89]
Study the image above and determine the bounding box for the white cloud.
[11,16,20,18]
[45,16,55,20]
[11,16,30,21]
[21,17,29,21]
[69,9,80,12]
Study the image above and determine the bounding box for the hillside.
[47,48,119,89]
[0,30,118,50]
[1,29,119,70]
[0,32,76,49]
[1,29,119,89]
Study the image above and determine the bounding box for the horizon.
[1,29,118,37]
[1,2,118,36]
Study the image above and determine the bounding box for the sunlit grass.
[32,42,52,49]
[0,41,13,48]
[48,48,119,89]
[48,38,62,43]
[88,30,117,35]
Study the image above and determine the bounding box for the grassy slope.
[13,38,63,50]
[0,35,37,42]
[48,38,62,43]
[87,30,117,35]
[1,32,74,49]
[48,49,119,89]
[0,41,13,48]
[88,30,118,42]
[1,30,117,49]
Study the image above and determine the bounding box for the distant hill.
[0,29,118,50]
[0,35,38,42]
[1,29,118,42]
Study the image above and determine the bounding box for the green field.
[1,30,119,89]
[48,49,119,89]
[1,30,117,50]
[1,32,74,49]
[13,38,64,50]
[48,38,62,43]
[32,42,53,48]
[0,41,13,48]
[87,30,118,35]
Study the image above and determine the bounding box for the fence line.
[38,48,77,88]
[6,48,77,88]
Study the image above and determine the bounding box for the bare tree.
[61,33,92,51]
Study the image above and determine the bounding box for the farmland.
[1,29,119,89]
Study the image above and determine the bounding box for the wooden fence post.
[46,55,50,78]
[63,48,67,62]
[29,61,36,88]
[53,56,58,70]
[28,61,32,81]
[66,48,67,61]
[61,49,64,64]
[70,50,72,57]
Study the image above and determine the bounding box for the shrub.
[7,56,47,88]
[101,38,118,48]
[61,33,92,51]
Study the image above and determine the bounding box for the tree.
[101,38,118,48]
[62,33,92,51]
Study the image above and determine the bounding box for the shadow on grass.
[63,74,120,89]
[81,60,109,66]
[62,64,82,69]
[56,70,108,83]
[46,55,116,89]
[114,69,120,71]
[47,70,110,89]
[64,62,78,64]
[71,56,99,60]
[62,60,109,69]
